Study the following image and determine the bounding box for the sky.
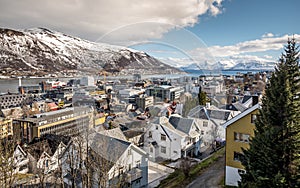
[1,0,299,68]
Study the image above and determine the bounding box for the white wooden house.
[60,132,149,188]
[144,115,202,161]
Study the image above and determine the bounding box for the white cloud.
[191,34,300,58]
[262,32,275,38]
[0,0,224,43]
[226,55,272,62]
[182,34,300,69]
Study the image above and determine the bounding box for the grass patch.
[158,147,225,188]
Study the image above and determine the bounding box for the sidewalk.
[147,161,175,188]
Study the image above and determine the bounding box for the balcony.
[182,142,196,151]
[126,168,142,183]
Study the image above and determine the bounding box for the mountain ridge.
[0,27,182,77]
[180,60,276,71]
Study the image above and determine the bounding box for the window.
[201,130,204,135]
[135,179,140,184]
[136,160,141,168]
[203,121,208,127]
[234,132,250,142]
[234,152,245,162]
[251,114,257,123]
[173,150,178,154]
[161,146,166,154]
[149,131,152,138]
[119,167,124,174]
[150,147,153,153]
[128,149,132,156]
[161,134,166,141]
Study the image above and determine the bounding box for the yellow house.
[0,118,13,139]
[223,104,260,187]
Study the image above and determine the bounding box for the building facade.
[0,94,28,109]
[223,104,259,186]
[0,118,13,139]
[144,116,202,161]
[14,107,93,143]
[145,85,184,102]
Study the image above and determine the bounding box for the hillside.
[0,28,182,77]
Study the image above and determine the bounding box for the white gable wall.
[144,123,183,161]
[108,144,148,187]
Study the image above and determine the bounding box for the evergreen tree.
[198,86,207,105]
[239,38,300,188]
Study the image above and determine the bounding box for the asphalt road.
[186,155,225,188]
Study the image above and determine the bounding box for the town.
[0,71,270,187]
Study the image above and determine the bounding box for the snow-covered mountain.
[0,28,181,77]
[180,59,276,71]
[227,60,276,70]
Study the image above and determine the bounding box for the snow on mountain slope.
[180,59,276,71]
[0,28,181,77]
[227,60,275,70]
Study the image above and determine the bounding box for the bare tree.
[87,149,111,187]
[178,157,193,178]
[36,167,47,188]
[0,138,16,188]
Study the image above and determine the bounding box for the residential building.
[188,105,239,148]
[144,115,202,161]
[13,134,70,175]
[13,145,30,174]
[60,132,148,188]
[223,104,260,186]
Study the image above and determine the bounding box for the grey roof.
[97,127,128,141]
[208,109,231,120]
[232,103,247,112]
[148,106,164,117]
[123,130,144,139]
[242,96,252,104]
[89,132,131,163]
[168,116,194,135]
[188,105,232,121]
[114,115,150,130]
[25,134,70,159]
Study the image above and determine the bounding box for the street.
[186,155,225,188]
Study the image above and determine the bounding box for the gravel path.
[186,155,225,188]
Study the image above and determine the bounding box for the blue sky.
[130,0,300,67]
[1,0,299,68]
[190,0,299,46]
